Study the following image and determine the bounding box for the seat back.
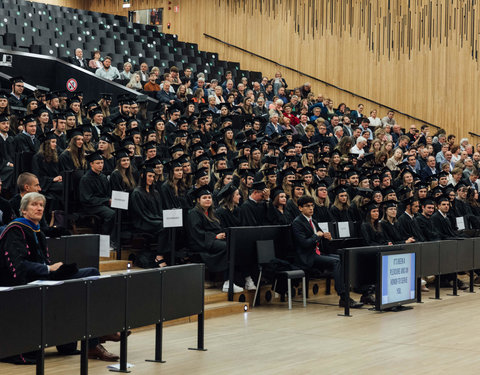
[256,240,276,265]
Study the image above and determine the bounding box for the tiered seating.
[0,0,262,83]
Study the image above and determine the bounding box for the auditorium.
[1,0,480,373]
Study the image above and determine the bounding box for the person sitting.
[396,197,425,241]
[109,148,136,193]
[292,196,363,308]
[360,203,390,246]
[380,200,416,244]
[14,115,40,154]
[143,72,161,92]
[0,192,120,362]
[95,56,120,81]
[266,188,289,225]
[79,151,115,241]
[239,181,271,226]
[329,186,353,222]
[215,183,242,228]
[187,187,246,293]
[285,180,305,223]
[130,162,169,268]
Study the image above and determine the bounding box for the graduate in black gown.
[329,186,354,222]
[0,113,16,194]
[215,183,242,229]
[109,148,137,193]
[360,203,390,246]
[285,180,305,223]
[397,197,425,241]
[266,188,289,225]
[312,182,334,223]
[31,131,63,208]
[380,200,416,244]
[187,187,245,293]
[238,181,271,226]
[14,114,40,154]
[97,133,115,177]
[130,161,169,267]
[59,128,88,172]
[160,159,188,210]
[78,150,115,238]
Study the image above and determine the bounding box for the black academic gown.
[215,206,241,229]
[160,181,188,209]
[186,208,227,272]
[360,222,389,246]
[313,205,333,223]
[238,198,269,226]
[109,170,135,193]
[397,212,425,242]
[431,211,460,239]
[0,196,14,225]
[14,132,40,154]
[78,170,111,209]
[102,157,115,177]
[130,187,163,232]
[414,214,442,242]
[266,205,290,225]
[380,220,405,244]
[31,153,63,200]
[329,205,352,222]
[285,199,300,224]
[0,135,15,192]
[0,219,50,286]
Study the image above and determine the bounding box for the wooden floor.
[3,286,480,374]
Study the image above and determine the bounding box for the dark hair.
[297,195,315,207]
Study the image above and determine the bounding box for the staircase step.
[163,301,249,327]
[99,260,131,272]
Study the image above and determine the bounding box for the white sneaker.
[222,281,244,293]
[244,276,257,291]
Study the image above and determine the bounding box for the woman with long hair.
[248,145,262,170]
[281,169,295,199]
[130,164,169,268]
[213,169,234,204]
[336,136,353,157]
[360,203,389,246]
[110,149,136,193]
[0,93,11,116]
[262,168,277,190]
[386,147,404,171]
[267,188,289,225]
[32,131,63,204]
[215,183,241,228]
[69,97,83,126]
[222,127,237,156]
[59,130,87,172]
[285,180,305,223]
[380,200,415,244]
[25,96,38,115]
[160,159,188,209]
[34,107,50,136]
[313,182,333,222]
[126,73,143,90]
[328,150,342,177]
[97,134,115,176]
[187,187,245,293]
[329,186,353,222]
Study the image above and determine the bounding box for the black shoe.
[339,297,363,309]
[457,279,468,290]
[360,293,376,305]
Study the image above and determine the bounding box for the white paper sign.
[111,190,129,210]
[163,209,183,228]
[99,235,110,257]
[337,222,351,238]
[456,217,465,231]
[319,222,329,233]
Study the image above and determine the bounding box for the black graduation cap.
[117,94,131,105]
[136,94,148,103]
[455,182,468,191]
[292,180,305,188]
[37,131,56,144]
[438,171,449,179]
[233,155,248,167]
[0,90,8,100]
[264,155,278,165]
[251,181,266,191]
[396,185,412,198]
[177,117,189,126]
[381,187,396,196]
[81,124,94,134]
[33,107,49,117]
[169,144,184,155]
[357,188,373,198]
[217,183,238,201]
[192,187,212,199]
[299,166,314,176]
[219,125,233,134]
[122,136,134,147]
[194,167,209,181]
[315,161,328,169]
[85,150,103,163]
[165,159,183,172]
[190,130,202,140]
[100,93,113,101]
[25,95,38,105]
[397,161,409,171]
[358,174,369,183]
[112,148,130,159]
[99,133,114,144]
[426,174,439,183]
[419,197,435,206]
[414,182,428,191]
[174,129,188,138]
[364,202,379,212]
[143,140,158,151]
[271,187,285,199]
[0,113,9,123]
[218,168,234,177]
[194,153,210,164]
[382,200,398,209]
[126,127,140,137]
[213,152,227,161]
[55,90,68,99]
[239,168,255,178]
[435,194,450,204]
[66,127,83,140]
[46,92,58,101]
[10,76,24,84]
[142,127,156,137]
[333,185,348,195]
[190,143,204,154]
[53,112,67,121]
[263,167,276,177]
[68,96,81,106]
[113,115,128,125]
